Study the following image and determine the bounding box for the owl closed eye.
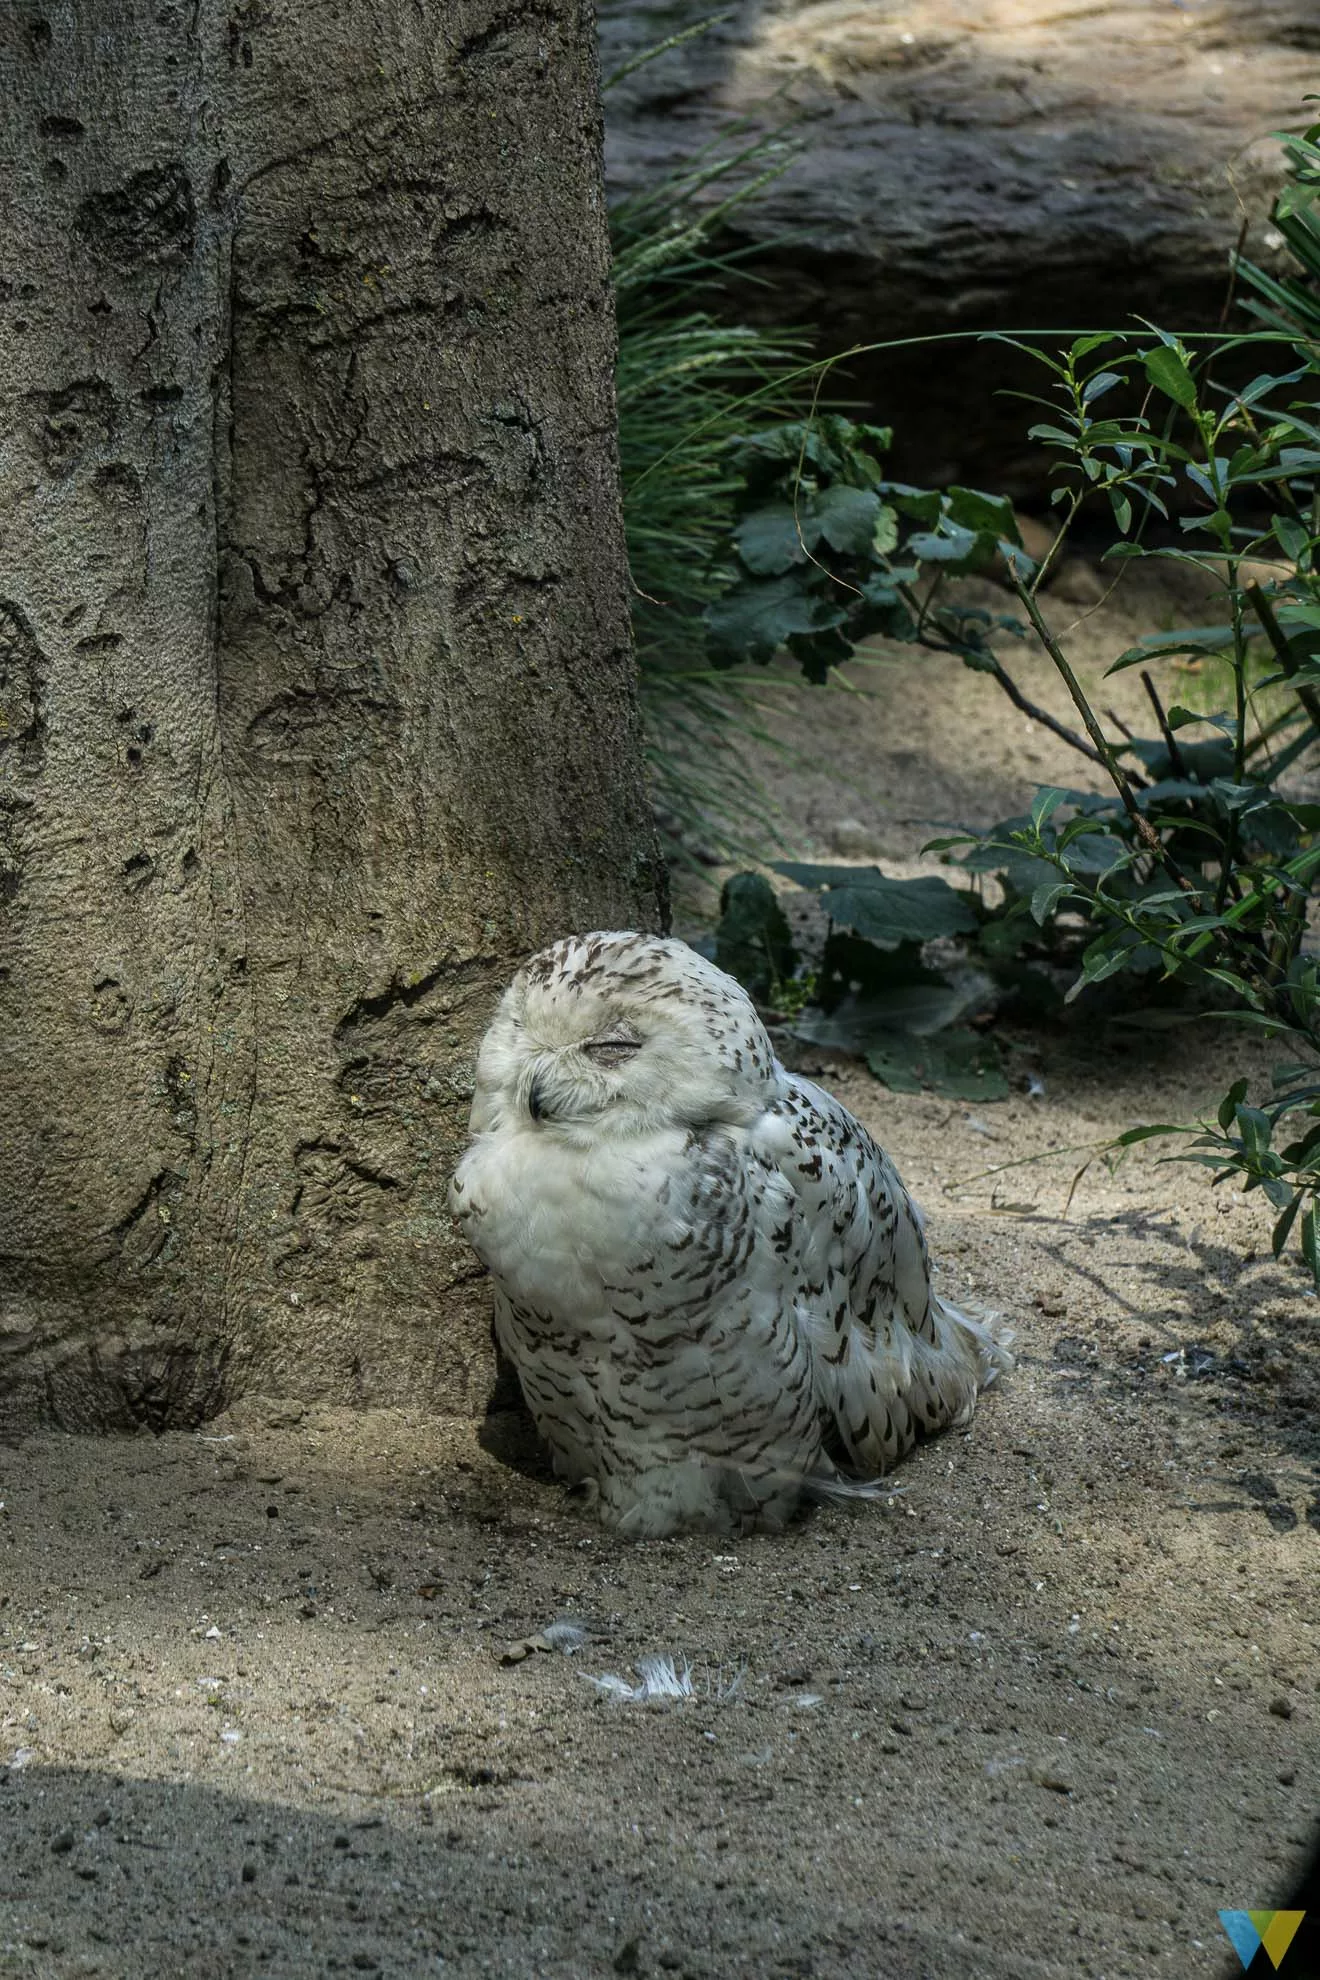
[579,1023,643,1068]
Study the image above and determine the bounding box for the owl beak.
[528,1073,548,1122]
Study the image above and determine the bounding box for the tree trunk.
[0,0,663,1433]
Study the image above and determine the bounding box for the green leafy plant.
[707,314,1320,1240]
[710,862,1009,1100]
[696,406,1133,772]
[703,412,1032,674]
[858,320,1320,1262]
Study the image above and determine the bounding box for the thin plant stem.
[601,13,731,92]
[1139,671,1187,776]
[1008,574,1201,896]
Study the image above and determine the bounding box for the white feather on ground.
[584,1655,746,1704]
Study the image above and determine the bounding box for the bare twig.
[980,653,1106,766]
[1140,669,1189,778]
[943,1137,1111,1195]
[1027,492,1080,597]
[908,616,1105,767]
[884,567,1109,765]
[1218,213,1252,330]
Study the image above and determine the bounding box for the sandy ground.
[3,562,1320,1980]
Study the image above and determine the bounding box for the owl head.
[468,931,783,1141]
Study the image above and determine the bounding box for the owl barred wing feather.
[450,930,1009,1537]
[753,1075,1009,1480]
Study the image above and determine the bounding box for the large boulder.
[601,0,1315,486]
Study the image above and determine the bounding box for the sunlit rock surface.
[601,0,1314,484]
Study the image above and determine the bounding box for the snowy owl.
[449,932,1008,1537]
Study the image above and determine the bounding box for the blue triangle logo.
[1220,1913,1263,1970]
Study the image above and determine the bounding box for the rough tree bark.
[0,0,663,1433]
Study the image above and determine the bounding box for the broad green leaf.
[1030,880,1071,925]
[1143,344,1198,411]
[946,486,1020,539]
[713,873,796,1003]
[1272,1191,1304,1256]
[1233,1104,1273,1159]
[872,504,899,556]
[1028,422,1083,448]
[960,808,1124,888]
[1031,787,1069,830]
[1218,1078,1250,1130]
[857,576,916,642]
[786,622,857,685]
[1165,705,1232,732]
[775,863,979,945]
[1071,333,1117,361]
[813,483,882,556]
[705,576,849,666]
[865,1028,1009,1102]
[1126,734,1236,784]
[1184,460,1228,504]
[852,419,895,456]
[1107,624,1235,673]
[1279,1120,1320,1166]
[1201,966,1261,1004]
[907,522,976,562]
[734,503,818,576]
[1237,456,1320,486]
[1081,370,1123,404]
[921,833,980,854]
[1230,369,1310,413]
[1071,935,1133,996]
[1227,443,1263,477]
[1278,602,1320,631]
[1272,1062,1320,1094]
[878,482,943,527]
[730,422,844,484]
[906,522,1000,575]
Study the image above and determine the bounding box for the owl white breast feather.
[449,931,1009,1537]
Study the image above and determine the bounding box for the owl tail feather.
[935,1291,1014,1388]
[803,1470,906,1505]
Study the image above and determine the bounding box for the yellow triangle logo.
[1248,1912,1306,1970]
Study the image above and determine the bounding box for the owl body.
[450,932,1007,1536]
